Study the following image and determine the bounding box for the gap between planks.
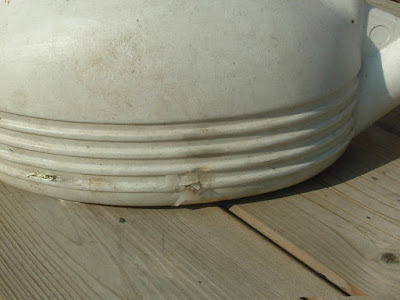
[225,108,400,297]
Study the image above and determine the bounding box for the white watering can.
[0,0,399,206]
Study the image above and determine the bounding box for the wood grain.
[228,121,400,296]
[0,183,342,300]
[311,296,400,300]
[368,0,400,14]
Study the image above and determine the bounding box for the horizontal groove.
[0,78,358,142]
[0,128,351,193]
[0,109,354,176]
[216,137,350,188]
[0,78,358,202]
[0,98,357,159]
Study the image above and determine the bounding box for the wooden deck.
[1,1,400,299]
[1,111,399,300]
[227,107,400,297]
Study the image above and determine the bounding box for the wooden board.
[312,296,400,300]
[368,0,400,14]
[278,296,400,300]
[228,107,400,296]
[0,182,343,300]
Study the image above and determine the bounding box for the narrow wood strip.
[229,195,366,296]
[229,115,400,296]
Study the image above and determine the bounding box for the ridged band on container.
[0,78,359,205]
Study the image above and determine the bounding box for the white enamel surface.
[1,0,363,123]
[0,0,399,206]
[355,5,400,135]
[0,78,358,206]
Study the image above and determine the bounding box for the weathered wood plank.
[229,182,400,296]
[0,182,342,300]
[328,125,400,196]
[311,296,400,300]
[368,0,400,16]
[262,296,400,300]
[228,123,400,296]
[276,296,400,300]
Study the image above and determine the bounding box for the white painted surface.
[0,0,399,205]
[1,0,364,123]
[355,5,400,135]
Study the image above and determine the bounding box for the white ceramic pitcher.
[0,0,399,206]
